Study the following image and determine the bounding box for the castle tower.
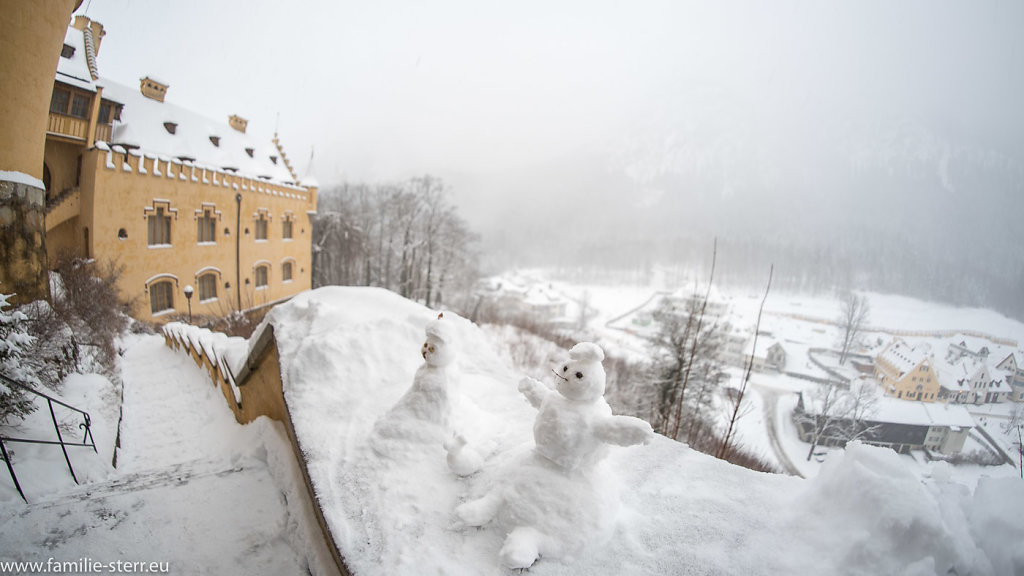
[0,0,82,304]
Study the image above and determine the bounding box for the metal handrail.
[0,372,97,502]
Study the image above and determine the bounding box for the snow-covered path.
[117,335,251,471]
[0,334,337,575]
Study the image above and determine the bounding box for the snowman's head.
[554,342,606,402]
[422,314,455,367]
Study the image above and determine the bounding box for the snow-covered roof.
[934,357,983,391]
[743,335,782,357]
[877,338,931,377]
[97,78,296,185]
[803,384,975,428]
[872,397,976,428]
[55,26,98,92]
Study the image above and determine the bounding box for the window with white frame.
[149,280,174,314]
[198,272,218,301]
[197,208,216,243]
[148,207,172,246]
[255,265,269,288]
[282,261,293,282]
[255,213,268,241]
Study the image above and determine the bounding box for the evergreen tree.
[0,289,37,423]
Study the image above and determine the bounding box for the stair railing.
[0,372,97,502]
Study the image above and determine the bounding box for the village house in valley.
[874,339,940,402]
[41,15,316,322]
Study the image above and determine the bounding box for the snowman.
[519,342,654,473]
[456,342,653,569]
[371,313,457,450]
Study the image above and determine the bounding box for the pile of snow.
[267,287,1023,575]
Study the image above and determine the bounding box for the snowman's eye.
[575,372,583,379]
[562,366,568,372]
[428,346,435,353]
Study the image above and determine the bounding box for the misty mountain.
[468,111,1024,320]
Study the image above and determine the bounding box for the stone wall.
[0,177,48,304]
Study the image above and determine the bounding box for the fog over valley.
[85,0,1024,317]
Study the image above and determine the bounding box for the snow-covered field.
[496,269,1024,484]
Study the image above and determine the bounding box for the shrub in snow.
[50,254,132,377]
[0,289,37,423]
[457,342,654,569]
[17,300,80,392]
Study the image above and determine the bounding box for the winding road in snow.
[753,385,804,478]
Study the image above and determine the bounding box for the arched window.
[149,280,174,315]
[282,261,293,282]
[255,265,269,289]
[198,272,218,302]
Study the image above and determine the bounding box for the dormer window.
[269,155,278,165]
[245,148,254,158]
[61,44,75,59]
[164,122,177,135]
[209,136,220,147]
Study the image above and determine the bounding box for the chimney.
[229,115,248,133]
[72,16,106,55]
[140,76,168,102]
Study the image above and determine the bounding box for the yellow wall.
[878,359,939,402]
[43,139,85,199]
[80,147,315,322]
[0,0,80,179]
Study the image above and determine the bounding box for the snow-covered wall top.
[266,287,1024,576]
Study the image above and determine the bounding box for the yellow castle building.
[29,13,316,322]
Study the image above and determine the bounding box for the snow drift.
[267,287,1023,576]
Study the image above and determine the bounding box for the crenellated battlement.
[93,142,315,203]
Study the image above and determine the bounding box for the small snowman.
[372,313,457,449]
[456,342,653,569]
[519,342,654,473]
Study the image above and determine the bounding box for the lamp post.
[183,285,194,324]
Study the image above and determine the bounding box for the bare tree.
[650,294,726,440]
[796,378,880,461]
[312,177,480,312]
[651,240,719,440]
[718,265,773,460]
[837,291,870,365]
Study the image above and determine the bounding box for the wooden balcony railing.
[94,123,112,143]
[47,112,89,141]
[47,113,114,144]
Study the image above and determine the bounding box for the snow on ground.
[1,334,337,575]
[0,373,119,502]
[271,286,1024,576]
[503,269,1024,482]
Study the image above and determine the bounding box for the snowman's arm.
[594,415,655,447]
[518,376,551,409]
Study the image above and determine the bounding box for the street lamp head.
[184,285,194,300]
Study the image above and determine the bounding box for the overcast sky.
[80,0,1024,262]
